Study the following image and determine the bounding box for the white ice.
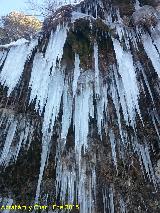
[29,26,67,114]
[94,43,100,97]
[74,71,94,159]
[135,142,157,188]
[72,54,81,97]
[61,80,72,142]
[0,50,7,67]
[0,118,17,166]
[142,33,160,78]
[35,70,65,203]
[0,39,37,96]
[0,38,29,48]
[112,38,141,126]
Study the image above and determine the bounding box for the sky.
[0,0,42,17]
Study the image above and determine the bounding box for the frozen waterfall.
[0,0,160,212]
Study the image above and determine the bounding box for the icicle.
[33,28,66,201]
[57,151,76,204]
[0,114,34,167]
[142,33,160,78]
[0,50,7,67]
[42,70,64,136]
[7,120,28,164]
[26,124,34,151]
[61,80,72,143]
[134,142,157,188]
[72,54,81,97]
[151,112,160,142]
[35,136,50,204]
[150,27,160,54]
[103,186,115,213]
[110,72,125,149]
[137,62,155,104]
[96,82,108,138]
[94,42,100,97]
[112,38,141,126]
[0,40,37,96]
[120,196,126,213]
[14,129,26,161]
[74,71,94,159]
[109,129,117,169]
[155,159,160,180]
[77,160,96,213]
[30,26,67,202]
[103,188,108,213]
[29,26,67,114]
[29,53,50,114]
[35,70,65,203]
[112,66,129,126]
[44,26,68,73]
[0,119,17,166]
[7,119,30,164]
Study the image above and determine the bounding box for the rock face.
[0,0,160,212]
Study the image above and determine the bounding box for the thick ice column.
[74,72,94,158]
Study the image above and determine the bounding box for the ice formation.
[29,25,67,114]
[0,38,29,48]
[0,39,38,96]
[0,114,34,167]
[142,33,160,78]
[112,38,141,126]
[0,0,160,212]
[103,186,115,213]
